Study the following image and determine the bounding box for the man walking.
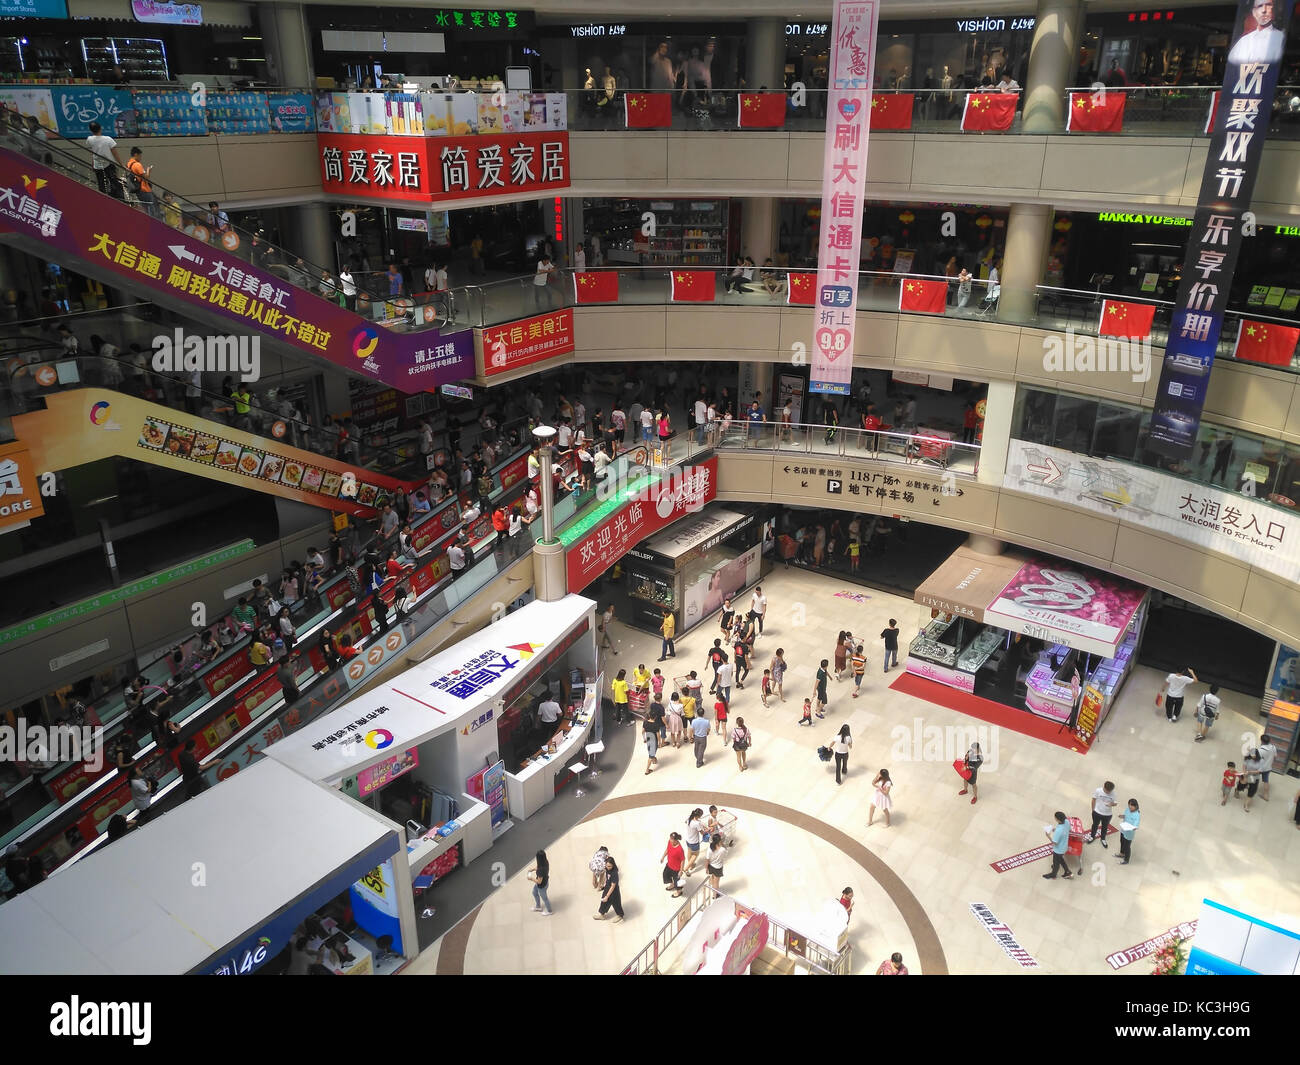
[86,121,124,199]
[1086,781,1118,847]
[691,711,710,767]
[1042,811,1073,880]
[658,608,676,662]
[694,395,708,445]
[881,618,901,673]
[749,585,767,636]
[715,657,733,707]
[706,638,728,694]
[1258,734,1278,801]
[1157,665,1197,722]
[599,603,618,654]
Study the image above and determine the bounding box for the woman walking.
[661,832,686,897]
[705,836,727,899]
[589,845,609,890]
[814,658,830,717]
[657,409,672,462]
[612,668,630,725]
[770,648,787,700]
[643,709,662,774]
[958,742,983,804]
[683,808,706,874]
[593,856,624,922]
[833,631,849,680]
[830,724,853,785]
[869,768,894,827]
[665,696,684,748]
[732,716,752,771]
[527,850,553,915]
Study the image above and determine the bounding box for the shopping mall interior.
[0,0,1298,989]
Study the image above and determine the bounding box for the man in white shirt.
[461,501,481,524]
[1085,781,1118,848]
[1157,665,1197,722]
[640,405,654,443]
[533,255,555,311]
[338,267,357,311]
[997,72,1021,93]
[538,694,563,725]
[85,122,123,199]
[715,660,733,705]
[748,586,767,635]
[1229,0,1285,64]
[693,397,708,444]
[556,419,573,452]
[447,542,467,572]
[1257,734,1279,800]
[574,244,586,272]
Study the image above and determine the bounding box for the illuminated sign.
[570,23,626,36]
[955,17,1036,32]
[1097,212,1193,225]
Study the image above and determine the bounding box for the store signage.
[969,902,1039,969]
[566,457,719,592]
[1096,212,1193,226]
[1148,0,1296,457]
[440,383,473,399]
[396,216,429,232]
[430,8,526,30]
[811,1,879,397]
[481,308,574,376]
[905,657,976,692]
[267,93,315,133]
[356,747,419,797]
[722,911,771,975]
[132,0,203,25]
[1106,920,1199,970]
[0,0,68,17]
[0,441,43,536]
[786,22,830,35]
[0,149,474,393]
[954,17,1036,32]
[570,23,626,36]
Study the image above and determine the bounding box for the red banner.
[573,270,620,304]
[202,650,252,698]
[625,92,673,128]
[325,579,354,611]
[869,93,914,130]
[1067,91,1126,133]
[566,457,719,592]
[496,452,530,493]
[899,278,948,314]
[482,309,575,376]
[318,131,570,203]
[1098,299,1157,338]
[410,551,452,595]
[738,93,786,128]
[787,272,816,305]
[1233,318,1300,366]
[670,270,716,303]
[961,92,1017,132]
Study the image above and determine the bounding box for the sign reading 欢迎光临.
[811,1,880,397]
[1147,0,1296,458]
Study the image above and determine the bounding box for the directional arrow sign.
[1026,456,1063,485]
[801,480,808,488]
[784,465,791,473]
[168,244,204,265]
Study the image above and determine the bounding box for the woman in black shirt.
[528,850,552,915]
[595,857,624,921]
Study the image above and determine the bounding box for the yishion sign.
[1147,0,1296,458]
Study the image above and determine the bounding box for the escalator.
[0,133,473,395]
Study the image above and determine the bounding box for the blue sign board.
[266,92,315,133]
[0,0,68,18]
[51,86,136,139]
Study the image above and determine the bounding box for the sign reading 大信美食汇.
[481,309,574,376]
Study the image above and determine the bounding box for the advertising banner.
[0,146,474,393]
[810,0,879,396]
[205,92,271,135]
[266,92,315,133]
[0,88,55,132]
[132,90,207,136]
[202,650,252,698]
[356,747,419,797]
[466,759,507,825]
[1147,0,1296,457]
[481,308,574,376]
[0,439,44,535]
[48,86,134,139]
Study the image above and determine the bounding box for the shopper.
[599,603,618,654]
[833,630,850,680]
[1258,734,1279,801]
[760,669,773,707]
[869,769,893,827]
[1240,748,1264,812]
[1220,761,1238,806]
[658,608,676,661]
[769,648,787,700]
[797,699,814,726]
[839,887,855,919]
[692,710,710,767]
[706,836,727,899]
[719,596,736,641]
[665,697,684,748]
[881,619,901,673]
[661,832,686,897]
[589,845,610,890]
[814,659,830,717]
[713,696,729,743]
[612,669,630,726]
[1116,800,1140,865]
[850,644,867,697]
[128,765,155,825]
[830,724,853,785]
[1086,781,1119,847]
[86,121,124,198]
[749,585,767,636]
[1156,665,1198,722]
[1194,685,1221,741]
[876,953,909,975]
[276,656,301,704]
[732,632,751,689]
[178,739,212,800]
[684,809,706,874]
[593,857,624,922]
[126,146,158,218]
[958,742,983,804]
[657,409,672,462]
[643,710,661,774]
[731,716,751,771]
[528,850,553,915]
[1042,811,1073,880]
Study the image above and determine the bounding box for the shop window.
[1050,395,1098,454]
[1013,388,1055,446]
[1091,402,1143,462]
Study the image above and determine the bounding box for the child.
[1221,761,1237,806]
[651,668,666,702]
[798,699,813,726]
[714,698,728,744]
[760,668,772,707]
[845,536,861,572]
[850,644,867,697]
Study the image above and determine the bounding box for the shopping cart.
[1066,816,1087,876]
[627,689,648,721]
[907,435,953,469]
[1076,461,1156,516]
[707,809,739,848]
[1019,446,1068,494]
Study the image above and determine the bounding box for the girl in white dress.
[870,769,894,828]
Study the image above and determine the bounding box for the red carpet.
[888,671,1089,754]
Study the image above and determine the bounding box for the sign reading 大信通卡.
[1147,0,1297,458]
[0,149,475,393]
[810,0,879,397]
[481,310,574,376]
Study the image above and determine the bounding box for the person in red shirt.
[1221,761,1238,806]
[660,832,686,898]
[962,400,980,445]
[337,635,360,661]
[859,403,881,453]
[839,887,854,918]
[384,550,407,580]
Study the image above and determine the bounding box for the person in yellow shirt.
[612,668,630,725]
[659,608,676,662]
[249,638,271,666]
[681,691,697,724]
[633,664,651,693]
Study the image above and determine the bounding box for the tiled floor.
[413,566,1300,976]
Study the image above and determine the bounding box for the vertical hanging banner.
[1148,0,1294,457]
[810,0,879,396]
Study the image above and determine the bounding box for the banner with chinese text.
[811,0,879,396]
[480,309,575,377]
[1147,0,1295,457]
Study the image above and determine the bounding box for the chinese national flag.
[1233,318,1300,366]
[573,271,619,304]
[1205,90,1221,134]
[869,93,913,130]
[738,93,787,129]
[1098,299,1156,338]
[899,278,947,315]
[787,272,816,306]
[961,92,1017,132]
[625,92,672,129]
[1067,91,1126,133]
[671,270,716,302]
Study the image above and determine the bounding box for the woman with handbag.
[731,716,752,771]
[958,742,983,804]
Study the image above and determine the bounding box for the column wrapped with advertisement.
[810,0,879,397]
[1148,0,1296,457]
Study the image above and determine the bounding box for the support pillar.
[745,19,785,92]
[294,202,336,274]
[974,379,1016,488]
[1021,0,1083,133]
[532,539,567,602]
[740,197,778,266]
[996,202,1053,324]
[259,2,315,89]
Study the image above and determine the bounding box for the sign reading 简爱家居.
[1147,0,1296,457]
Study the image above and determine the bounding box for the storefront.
[535,20,744,93]
[909,545,1149,747]
[582,197,738,268]
[866,14,1038,93]
[619,505,763,636]
[1080,5,1246,87]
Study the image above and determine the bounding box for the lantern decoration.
[898,210,915,224]
[1054,217,1073,233]
[975,215,993,229]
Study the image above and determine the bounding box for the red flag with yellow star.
[960,92,1017,132]
[738,93,786,129]
[670,270,715,302]
[869,93,913,130]
[625,92,672,129]
[1233,318,1300,367]
[787,272,816,306]
[1066,91,1126,133]
[899,278,947,315]
[1098,299,1156,338]
[573,270,619,304]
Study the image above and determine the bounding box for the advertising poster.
[356,747,419,797]
[50,86,134,138]
[132,90,207,136]
[205,92,271,135]
[777,372,805,425]
[0,88,54,131]
[1147,0,1296,456]
[350,858,403,956]
[266,92,315,132]
[481,308,574,376]
[810,0,879,396]
[0,439,43,535]
[466,760,507,825]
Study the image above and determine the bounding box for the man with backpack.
[706,639,729,695]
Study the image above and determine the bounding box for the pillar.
[996,202,1052,324]
[1021,0,1082,133]
[259,2,315,89]
[738,361,774,412]
[739,197,778,265]
[974,379,1016,488]
[294,202,336,274]
[532,539,567,602]
[966,535,1005,556]
[745,19,785,92]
